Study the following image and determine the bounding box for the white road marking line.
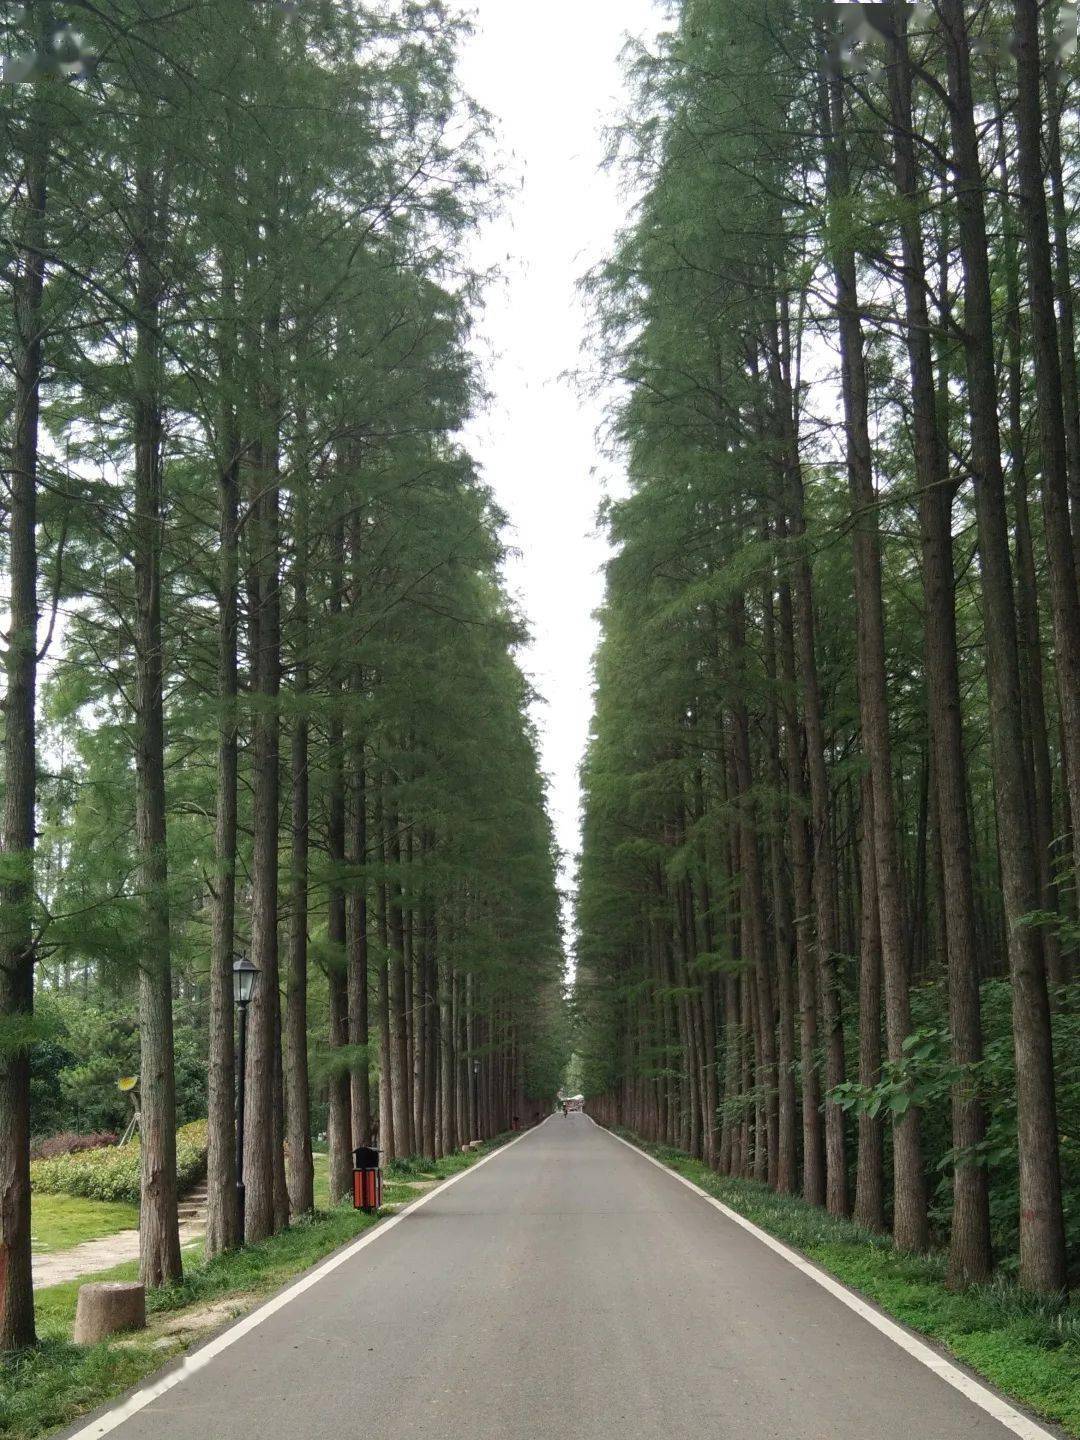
[62,1125,542,1439]
[602,1124,1059,1440]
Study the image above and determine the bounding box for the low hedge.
[31,1120,207,1205]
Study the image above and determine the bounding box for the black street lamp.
[233,953,260,1239]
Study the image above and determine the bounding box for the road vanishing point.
[61,1116,1057,1440]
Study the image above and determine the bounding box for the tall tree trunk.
[284,489,313,1219]
[348,751,372,1147]
[854,778,884,1232]
[454,966,466,1146]
[465,970,477,1142]
[822,47,924,1246]
[885,5,989,1282]
[387,815,414,1155]
[770,298,836,1210]
[377,824,395,1161]
[763,575,798,1194]
[346,514,371,1146]
[243,435,282,1241]
[692,822,720,1171]
[1000,187,1063,988]
[1014,0,1080,910]
[423,916,438,1156]
[408,849,425,1151]
[719,753,741,1176]
[326,519,352,1205]
[0,58,48,1350]
[775,567,825,1205]
[1043,22,1080,573]
[133,156,181,1286]
[440,953,457,1156]
[205,256,241,1257]
[938,0,1066,1293]
[730,599,779,1186]
[326,765,352,1204]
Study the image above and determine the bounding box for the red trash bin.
[352,1145,382,1212]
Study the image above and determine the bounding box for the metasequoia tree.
[577,0,1077,1294]
[0,0,567,1347]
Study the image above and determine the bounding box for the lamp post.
[472,1058,480,1142]
[232,953,260,1240]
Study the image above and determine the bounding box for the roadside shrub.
[29,1131,118,1161]
[31,1120,208,1205]
[385,1154,427,1179]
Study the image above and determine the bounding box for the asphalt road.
[69,1115,1046,1440]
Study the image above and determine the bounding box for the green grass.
[30,1194,139,1255]
[3,1134,513,1440]
[312,1150,330,1210]
[311,1151,441,1209]
[611,1127,1080,1438]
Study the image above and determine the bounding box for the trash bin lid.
[352,1145,380,1168]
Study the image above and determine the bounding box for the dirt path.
[32,1220,206,1290]
[36,1176,438,1288]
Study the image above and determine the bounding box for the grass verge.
[31,1195,140,1256]
[609,1127,1080,1438]
[3,1133,516,1440]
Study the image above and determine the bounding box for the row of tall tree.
[1,0,565,1352]
[576,0,1079,1296]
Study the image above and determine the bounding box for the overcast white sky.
[455,1,661,952]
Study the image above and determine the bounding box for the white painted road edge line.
[602,1123,1058,1440]
[64,1123,546,1439]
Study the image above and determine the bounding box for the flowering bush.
[29,1130,118,1161]
[31,1119,208,1204]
